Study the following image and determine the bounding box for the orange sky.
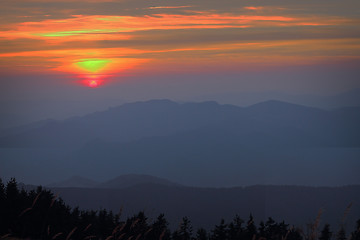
[1,0,360,125]
[0,0,360,87]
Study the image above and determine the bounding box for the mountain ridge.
[47,174,181,189]
[1,99,359,187]
[1,99,358,148]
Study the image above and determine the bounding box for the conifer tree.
[336,227,346,240]
[351,219,360,240]
[211,219,228,240]
[196,228,208,240]
[287,227,303,240]
[0,178,5,235]
[319,224,332,240]
[173,217,193,240]
[228,215,244,240]
[5,178,20,235]
[246,214,257,240]
[149,214,171,240]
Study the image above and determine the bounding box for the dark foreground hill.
[4,178,360,240]
[49,183,360,230]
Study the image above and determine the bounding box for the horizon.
[14,173,360,188]
[2,88,360,129]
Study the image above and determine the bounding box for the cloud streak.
[0,0,359,86]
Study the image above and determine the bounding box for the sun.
[88,79,99,87]
[80,76,104,88]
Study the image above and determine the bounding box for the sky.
[1,0,360,125]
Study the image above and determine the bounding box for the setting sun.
[78,74,106,88]
[88,79,99,88]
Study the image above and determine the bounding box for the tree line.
[0,178,359,240]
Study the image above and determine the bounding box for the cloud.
[244,6,264,11]
[147,6,193,10]
[2,12,353,42]
[0,0,359,78]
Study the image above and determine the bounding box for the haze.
[1,0,360,126]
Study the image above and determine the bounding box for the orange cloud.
[0,13,301,42]
[0,9,359,80]
[244,6,264,11]
[148,6,193,9]
[2,12,352,44]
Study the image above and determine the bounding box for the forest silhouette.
[1,178,359,240]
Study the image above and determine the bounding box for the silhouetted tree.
[245,214,257,240]
[149,214,171,240]
[351,219,360,240]
[0,178,358,240]
[287,227,303,240]
[228,215,244,240]
[277,221,290,240]
[196,228,208,240]
[257,217,289,240]
[120,211,149,240]
[264,217,277,240]
[211,219,228,240]
[336,227,346,240]
[319,224,332,240]
[5,178,21,235]
[0,178,5,235]
[259,221,266,238]
[173,217,193,240]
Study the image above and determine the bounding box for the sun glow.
[87,79,100,88]
[0,2,359,88]
[75,59,111,73]
[79,75,106,88]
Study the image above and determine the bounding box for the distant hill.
[1,99,359,187]
[47,174,180,189]
[1,99,359,148]
[99,174,180,188]
[47,176,99,188]
[0,100,236,147]
[196,88,360,109]
[50,183,360,231]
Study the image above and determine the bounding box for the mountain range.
[1,99,359,187]
[2,88,360,131]
[196,88,360,110]
[1,99,359,148]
